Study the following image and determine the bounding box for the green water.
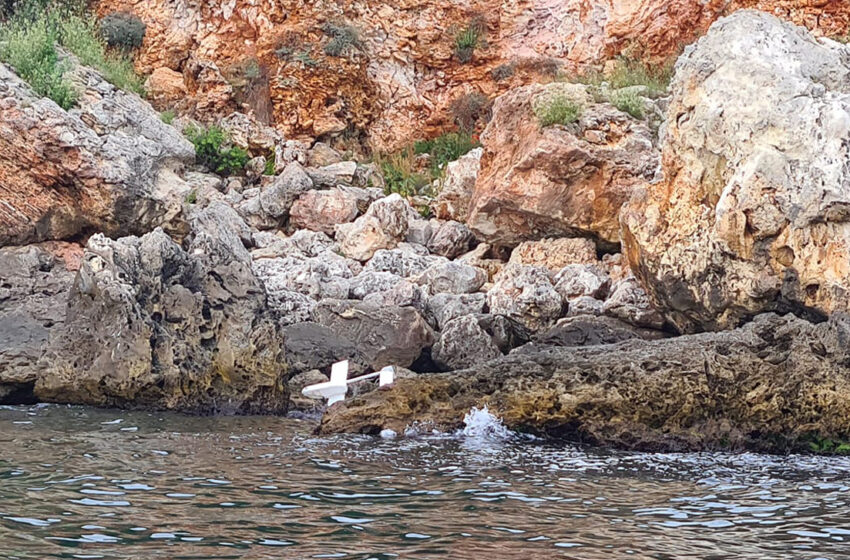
[1,404,849,559]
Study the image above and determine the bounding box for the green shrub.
[263,150,276,175]
[534,95,582,127]
[160,109,175,124]
[294,50,318,68]
[454,23,481,63]
[185,189,197,204]
[321,22,360,57]
[58,14,145,95]
[185,125,249,176]
[604,57,673,96]
[99,11,145,50]
[610,89,644,119]
[449,92,491,132]
[0,12,77,108]
[378,149,431,197]
[414,130,479,173]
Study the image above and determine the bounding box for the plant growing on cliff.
[414,130,479,174]
[605,56,674,97]
[534,95,582,127]
[59,14,145,95]
[321,22,361,57]
[160,109,175,125]
[99,11,145,50]
[610,89,644,119]
[454,21,483,64]
[378,149,431,198]
[449,92,491,132]
[185,124,249,176]
[0,11,76,109]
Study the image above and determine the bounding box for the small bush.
[454,22,482,64]
[449,92,491,132]
[58,14,145,95]
[321,22,360,57]
[0,12,76,109]
[415,130,479,172]
[534,95,582,127]
[185,125,249,176]
[294,50,318,68]
[378,149,431,197]
[490,62,515,81]
[99,11,145,50]
[605,57,673,96]
[610,89,644,119]
[263,150,276,175]
[160,109,175,124]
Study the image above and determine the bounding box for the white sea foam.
[461,406,512,439]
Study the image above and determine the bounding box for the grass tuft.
[185,124,249,176]
[534,95,582,127]
[610,89,644,119]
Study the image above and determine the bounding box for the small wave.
[461,406,512,439]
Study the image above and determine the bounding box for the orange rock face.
[95,0,850,151]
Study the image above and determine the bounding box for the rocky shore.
[3,6,850,453]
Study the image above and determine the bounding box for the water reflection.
[1,404,850,559]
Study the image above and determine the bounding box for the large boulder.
[0,243,79,402]
[0,61,195,247]
[311,299,435,369]
[289,188,360,235]
[433,147,482,222]
[467,82,659,248]
[336,194,411,261]
[320,313,850,453]
[487,265,564,331]
[37,205,288,413]
[623,11,850,332]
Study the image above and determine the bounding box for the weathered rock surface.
[238,162,314,230]
[623,11,850,332]
[320,313,850,452]
[487,265,563,331]
[282,322,367,376]
[37,205,288,413]
[289,188,360,235]
[528,315,666,349]
[0,60,194,247]
[432,315,503,371]
[468,82,659,247]
[508,238,598,273]
[414,262,487,295]
[433,148,482,222]
[311,299,434,369]
[424,292,487,330]
[336,194,410,261]
[98,0,850,151]
[0,243,79,402]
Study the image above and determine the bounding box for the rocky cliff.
[95,0,850,151]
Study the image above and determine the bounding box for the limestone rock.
[253,251,357,301]
[307,142,344,167]
[487,265,564,331]
[336,194,411,261]
[289,188,360,235]
[349,270,405,300]
[0,243,78,402]
[554,264,611,300]
[320,313,850,453]
[424,292,487,330]
[432,315,503,371]
[414,262,487,295]
[433,147,482,222]
[38,206,287,413]
[364,245,446,278]
[0,61,194,247]
[145,67,187,105]
[306,161,358,187]
[238,162,313,229]
[509,238,598,273]
[467,82,659,248]
[283,322,368,376]
[530,315,666,349]
[362,280,428,311]
[623,11,850,332]
[603,277,665,330]
[427,220,475,259]
[312,299,435,369]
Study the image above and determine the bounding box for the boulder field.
[3,9,850,452]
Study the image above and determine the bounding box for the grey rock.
[306,161,358,187]
[432,315,503,371]
[306,142,343,167]
[566,295,605,317]
[554,264,610,300]
[487,265,564,331]
[349,271,405,299]
[427,220,475,259]
[312,299,435,369]
[0,245,76,401]
[336,194,412,261]
[283,322,368,376]
[528,315,667,349]
[363,280,427,310]
[405,219,434,246]
[38,217,287,413]
[414,261,487,295]
[253,251,356,301]
[364,246,445,278]
[424,292,487,330]
[603,277,665,330]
